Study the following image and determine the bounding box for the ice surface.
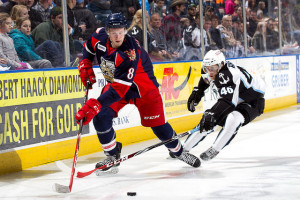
[0,105,299,200]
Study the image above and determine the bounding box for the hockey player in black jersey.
[183,50,266,161]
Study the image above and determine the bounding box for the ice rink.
[0,105,300,200]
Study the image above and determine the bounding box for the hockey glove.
[187,87,202,112]
[200,110,216,132]
[75,98,101,125]
[78,59,96,89]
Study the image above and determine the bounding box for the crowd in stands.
[0,0,299,70]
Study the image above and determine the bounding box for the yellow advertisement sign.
[0,70,84,107]
[0,70,89,151]
[153,61,203,118]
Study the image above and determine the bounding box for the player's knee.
[223,111,244,132]
[93,107,115,132]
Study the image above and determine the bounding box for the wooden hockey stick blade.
[76,131,190,178]
[53,183,71,193]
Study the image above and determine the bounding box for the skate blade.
[95,167,119,176]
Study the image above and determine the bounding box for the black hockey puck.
[127,192,136,196]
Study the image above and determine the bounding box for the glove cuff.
[86,98,101,113]
[78,59,93,72]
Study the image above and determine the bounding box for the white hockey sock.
[212,111,244,152]
[184,129,212,151]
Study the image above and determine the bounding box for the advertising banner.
[0,70,89,151]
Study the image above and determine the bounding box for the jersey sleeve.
[82,28,105,61]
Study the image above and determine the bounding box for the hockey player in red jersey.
[182,50,266,161]
[75,13,200,174]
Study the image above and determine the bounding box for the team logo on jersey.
[124,49,136,61]
[97,43,106,52]
[219,73,230,84]
[100,57,115,83]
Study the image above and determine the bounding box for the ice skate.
[95,142,122,176]
[200,147,219,161]
[175,151,201,168]
[168,150,176,159]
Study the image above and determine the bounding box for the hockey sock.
[151,122,183,156]
[212,111,244,151]
[93,107,117,155]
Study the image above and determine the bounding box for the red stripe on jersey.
[115,53,123,67]
[111,82,131,98]
[91,37,99,51]
[132,49,158,97]
[106,39,117,55]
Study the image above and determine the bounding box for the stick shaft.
[66,82,90,192]
[76,131,190,178]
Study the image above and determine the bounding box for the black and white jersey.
[198,61,266,123]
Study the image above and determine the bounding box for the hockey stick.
[53,81,91,193]
[76,131,192,178]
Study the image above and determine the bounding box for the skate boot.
[200,147,219,161]
[95,142,122,176]
[175,151,201,168]
[168,150,176,159]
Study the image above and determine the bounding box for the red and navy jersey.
[82,27,159,107]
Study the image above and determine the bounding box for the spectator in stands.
[9,17,53,68]
[26,0,44,29]
[257,0,267,16]
[31,0,53,22]
[247,0,257,10]
[186,3,197,28]
[247,9,258,37]
[127,9,154,49]
[31,6,74,66]
[232,16,241,41]
[185,12,208,60]
[203,0,219,16]
[10,4,28,27]
[204,6,215,19]
[0,0,27,14]
[163,0,186,57]
[150,0,166,19]
[204,16,217,50]
[217,14,243,57]
[265,18,279,52]
[110,0,141,25]
[215,0,225,19]
[73,0,99,41]
[149,12,173,61]
[217,15,236,48]
[182,17,193,53]
[0,57,11,71]
[233,6,243,20]
[225,0,235,15]
[0,13,31,69]
[251,21,266,54]
[256,9,263,22]
[87,0,111,27]
[210,14,225,50]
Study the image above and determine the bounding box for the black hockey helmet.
[105,13,127,29]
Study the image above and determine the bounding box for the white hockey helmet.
[202,50,226,72]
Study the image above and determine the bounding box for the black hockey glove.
[200,110,216,133]
[187,87,202,112]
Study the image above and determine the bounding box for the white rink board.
[87,55,298,135]
[203,55,297,110]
